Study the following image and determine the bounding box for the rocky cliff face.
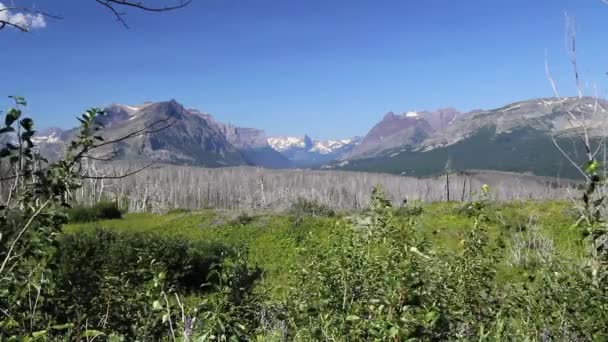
[33,100,246,166]
[32,100,295,168]
[343,111,436,160]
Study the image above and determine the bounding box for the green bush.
[289,197,335,223]
[167,208,192,215]
[395,199,424,217]
[66,201,122,222]
[230,212,255,226]
[48,229,231,339]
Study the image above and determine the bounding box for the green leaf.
[31,330,48,338]
[425,310,438,323]
[108,334,126,342]
[346,315,360,321]
[162,313,170,323]
[585,160,600,174]
[481,184,490,195]
[9,95,27,106]
[5,109,21,127]
[152,300,163,311]
[51,323,74,330]
[81,330,106,338]
[20,118,34,131]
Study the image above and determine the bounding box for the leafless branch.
[94,0,191,28]
[545,50,561,98]
[82,152,119,162]
[565,13,583,99]
[0,20,27,32]
[552,135,588,181]
[0,6,62,32]
[80,161,158,180]
[1,0,189,31]
[100,0,192,12]
[1,117,177,185]
[0,199,51,275]
[94,0,130,28]
[91,117,177,149]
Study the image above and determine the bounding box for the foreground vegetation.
[32,195,599,341]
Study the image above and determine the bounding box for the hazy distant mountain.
[33,100,293,168]
[343,108,463,160]
[331,97,607,178]
[187,109,293,168]
[268,135,360,167]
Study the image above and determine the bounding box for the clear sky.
[1,0,608,139]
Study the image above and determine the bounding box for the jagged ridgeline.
[330,97,607,178]
[33,100,291,168]
[33,97,605,178]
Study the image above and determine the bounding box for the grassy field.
[65,200,582,299]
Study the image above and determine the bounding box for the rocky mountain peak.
[383,111,398,120]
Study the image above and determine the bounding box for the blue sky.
[1,0,608,139]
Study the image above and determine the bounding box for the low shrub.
[230,212,255,226]
[289,198,335,218]
[50,229,231,339]
[509,225,555,269]
[66,201,122,222]
[167,208,192,215]
[395,199,424,217]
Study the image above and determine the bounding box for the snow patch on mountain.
[116,103,154,116]
[267,137,306,151]
[268,137,355,154]
[32,132,60,144]
[311,139,354,154]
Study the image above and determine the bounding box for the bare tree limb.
[1,0,190,31]
[545,50,561,99]
[552,135,588,181]
[94,0,191,28]
[0,199,51,275]
[0,6,62,32]
[99,0,192,12]
[91,117,177,149]
[1,116,178,185]
[565,13,583,99]
[80,161,158,180]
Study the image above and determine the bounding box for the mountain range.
[330,97,605,178]
[32,100,357,169]
[32,97,606,178]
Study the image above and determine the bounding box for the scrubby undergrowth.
[50,193,607,341]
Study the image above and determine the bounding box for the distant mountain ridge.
[31,96,606,178]
[330,97,607,178]
[33,100,290,168]
[267,135,360,167]
[342,108,463,160]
